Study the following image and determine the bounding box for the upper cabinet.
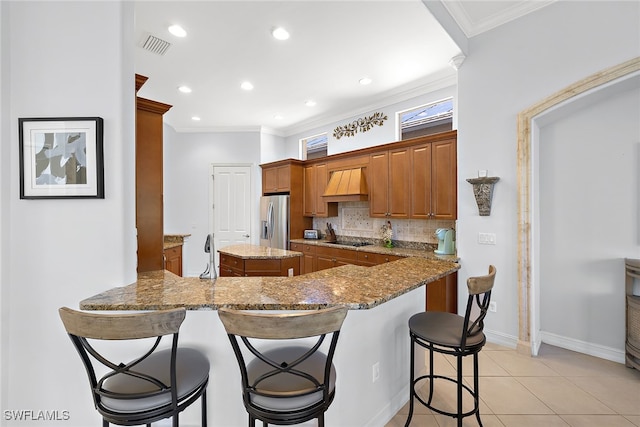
[304,162,338,218]
[262,163,291,194]
[410,139,457,220]
[260,159,312,241]
[263,131,457,224]
[369,148,411,218]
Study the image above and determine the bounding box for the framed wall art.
[19,117,104,199]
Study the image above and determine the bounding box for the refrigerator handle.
[267,202,274,241]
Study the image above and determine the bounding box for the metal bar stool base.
[408,375,482,426]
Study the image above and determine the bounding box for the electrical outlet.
[489,301,497,313]
[372,362,380,383]
[478,232,496,245]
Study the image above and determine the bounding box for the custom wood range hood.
[322,168,368,202]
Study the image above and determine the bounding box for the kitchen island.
[217,243,303,277]
[79,252,459,426]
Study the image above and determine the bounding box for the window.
[399,98,453,140]
[301,133,328,160]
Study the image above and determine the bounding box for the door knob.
[243,234,250,238]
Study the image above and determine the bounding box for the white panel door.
[212,165,251,275]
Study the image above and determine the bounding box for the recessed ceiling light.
[241,81,254,91]
[305,100,316,107]
[178,85,192,93]
[168,25,187,38]
[274,114,283,120]
[191,116,201,121]
[359,77,373,85]
[271,27,290,40]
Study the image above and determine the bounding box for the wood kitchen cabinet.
[368,148,411,218]
[410,139,457,220]
[163,245,183,277]
[219,253,245,277]
[303,162,338,218]
[219,253,300,277]
[262,164,291,194]
[260,160,311,241]
[136,74,172,273]
[290,242,317,274]
[425,272,458,313]
[315,245,358,271]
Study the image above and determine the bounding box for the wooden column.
[135,74,172,272]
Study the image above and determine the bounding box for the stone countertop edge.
[79,257,460,312]
[290,238,459,262]
[218,244,303,259]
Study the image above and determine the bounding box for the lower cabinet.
[219,253,300,277]
[291,241,457,313]
[425,272,458,313]
[290,242,317,274]
[315,246,358,271]
[164,245,183,277]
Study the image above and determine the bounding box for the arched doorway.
[516,57,640,355]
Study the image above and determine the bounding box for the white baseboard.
[484,328,518,349]
[539,331,625,364]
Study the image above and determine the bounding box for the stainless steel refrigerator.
[260,195,290,249]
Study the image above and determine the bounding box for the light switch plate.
[478,232,496,245]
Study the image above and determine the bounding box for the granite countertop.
[218,244,303,259]
[79,257,460,311]
[290,238,459,262]
[163,234,191,250]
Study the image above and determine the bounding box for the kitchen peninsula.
[79,249,459,426]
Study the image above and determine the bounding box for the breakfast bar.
[79,255,459,426]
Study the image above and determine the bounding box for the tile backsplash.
[311,201,455,248]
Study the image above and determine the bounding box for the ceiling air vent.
[140,33,171,56]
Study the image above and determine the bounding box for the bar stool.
[59,307,209,427]
[218,306,348,427]
[405,265,496,427]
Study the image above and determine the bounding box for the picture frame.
[19,117,104,199]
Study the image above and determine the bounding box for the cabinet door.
[263,167,279,194]
[315,255,336,271]
[314,163,330,217]
[431,140,457,219]
[410,144,432,218]
[303,165,316,217]
[164,245,183,277]
[369,152,389,217]
[262,165,291,194]
[291,242,316,273]
[276,165,290,191]
[303,164,337,218]
[388,148,411,218]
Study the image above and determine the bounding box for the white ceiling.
[134,1,555,136]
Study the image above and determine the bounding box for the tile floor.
[385,343,640,427]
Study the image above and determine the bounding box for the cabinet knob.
[364,255,369,259]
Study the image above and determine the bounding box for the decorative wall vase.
[466,177,500,216]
